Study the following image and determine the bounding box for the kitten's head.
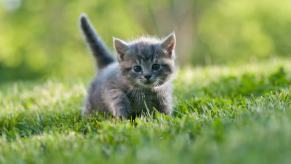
[113,33,176,88]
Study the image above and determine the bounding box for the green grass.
[0,58,290,164]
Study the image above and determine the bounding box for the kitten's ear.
[161,32,176,58]
[113,37,129,61]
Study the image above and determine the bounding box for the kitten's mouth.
[137,79,164,88]
[136,79,155,87]
[144,80,153,84]
[141,81,154,87]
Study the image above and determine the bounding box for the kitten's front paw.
[113,107,131,119]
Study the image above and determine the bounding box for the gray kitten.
[80,14,176,118]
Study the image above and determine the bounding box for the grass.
[0,58,290,164]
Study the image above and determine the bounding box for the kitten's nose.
[144,75,152,80]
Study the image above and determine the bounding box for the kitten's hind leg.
[157,94,173,115]
[106,89,131,118]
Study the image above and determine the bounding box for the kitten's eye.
[133,65,142,72]
[152,64,160,71]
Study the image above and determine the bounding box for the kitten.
[80,14,176,118]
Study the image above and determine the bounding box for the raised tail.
[80,14,115,69]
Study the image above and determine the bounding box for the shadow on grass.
[173,67,290,117]
[0,64,46,85]
[204,67,290,97]
[177,67,290,98]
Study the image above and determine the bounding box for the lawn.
[0,58,290,164]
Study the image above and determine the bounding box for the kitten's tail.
[80,13,115,69]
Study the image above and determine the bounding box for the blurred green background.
[0,0,291,81]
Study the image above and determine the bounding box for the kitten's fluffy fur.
[80,14,176,118]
